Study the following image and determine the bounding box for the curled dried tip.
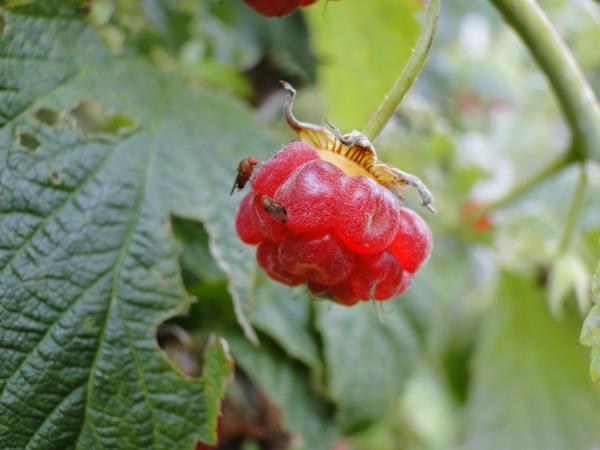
[424,203,437,214]
[280,80,303,132]
[390,167,436,214]
[279,80,296,96]
[325,118,342,139]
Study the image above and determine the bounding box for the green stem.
[476,151,572,218]
[558,163,587,254]
[362,0,442,141]
[490,0,600,160]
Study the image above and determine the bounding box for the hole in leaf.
[69,100,136,137]
[34,107,60,126]
[18,132,41,153]
[48,169,63,186]
[156,324,201,377]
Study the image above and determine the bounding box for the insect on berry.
[232,82,434,306]
[230,156,259,195]
[260,195,288,224]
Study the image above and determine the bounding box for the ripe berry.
[233,83,434,305]
[275,159,344,233]
[279,232,354,285]
[243,0,300,16]
[336,176,400,254]
[235,192,264,244]
[252,141,318,196]
[243,0,321,17]
[348,252,404,300]
[257,240,303,286]
[388,207,433,273]
[325,282,359,307]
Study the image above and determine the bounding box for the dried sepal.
[280,81,435,213]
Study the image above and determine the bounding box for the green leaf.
[225,330,336,450]
[305,0,420,130]
[581,306,600,348]
[0,5,271,449]
[172,215,324,384]
[465,273,600,450]
[250,277,324,388]
[172,217,225,285]
[199,336,233,444]
[581,260,600,383]
[315,301,420,432]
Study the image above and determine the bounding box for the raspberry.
[235,145,431,303]
[388,207,433,273]
[257,240,303,286]
[308,281,359,307]
[233,83,434,305]
[252,141,319,196]
[279,232,353,285]
[242,0,322,17]
[336,176,400,253]
[242,0,301,16]
[348,252,404,300]
[275,159,344,233]
[253,195,287,243]
[235,192,264,244]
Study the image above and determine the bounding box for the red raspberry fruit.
[252,141,319,196]
[243,0,320,16]
[388,207,433,273]
[275,159,344,233]
[243,0,300,16]
[233,83,433,305]
[336,176,400,254]
[234,141,432,304]
[348,252,405,301]
[257,240,303,286]
[279,232,354,285]
[235,192,264,244]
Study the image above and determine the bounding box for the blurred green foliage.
[1,0,600,449]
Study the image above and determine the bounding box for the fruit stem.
[362,0,442,142]
[475,150,572,219]
[489,0,600,161]
[558,163,587,254]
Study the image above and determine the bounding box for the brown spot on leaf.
[34,107,60,126]
[48,169,63,186]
